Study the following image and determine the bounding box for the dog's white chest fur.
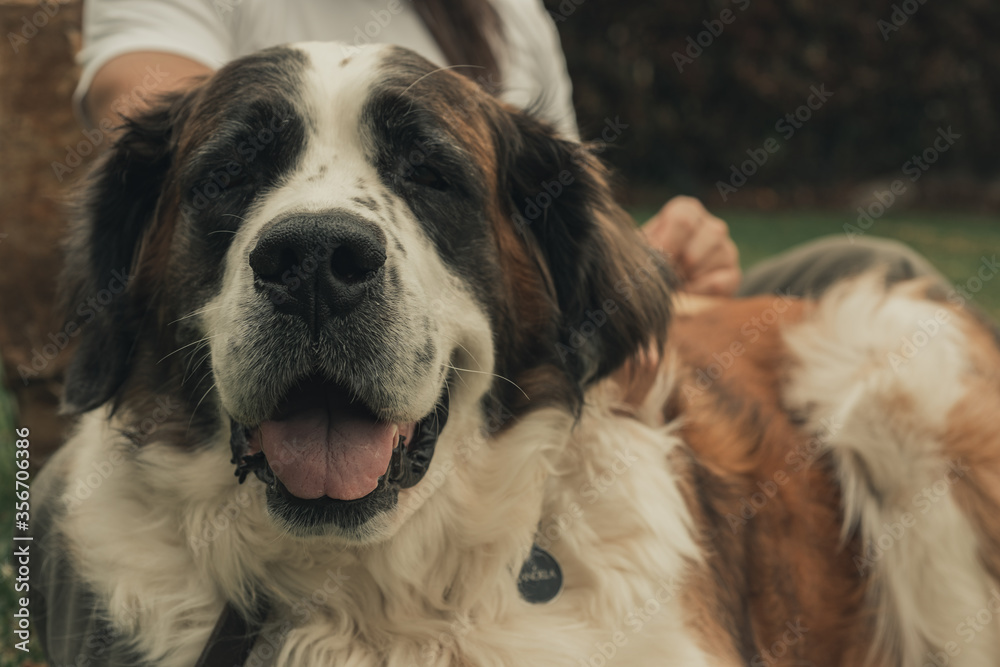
[53,379,711,667]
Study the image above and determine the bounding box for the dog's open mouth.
[230,375,449,505]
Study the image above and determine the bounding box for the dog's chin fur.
[34,41,1000,667]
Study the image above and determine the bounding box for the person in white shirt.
[76,0,745,298]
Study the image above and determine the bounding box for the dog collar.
[196,599,270,667]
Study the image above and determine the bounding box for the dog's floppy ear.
[499,111,675,385]
[61,90,198,414]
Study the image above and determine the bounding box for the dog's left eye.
[404,164,449,191]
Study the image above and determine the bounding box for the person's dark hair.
[412,0,503,93]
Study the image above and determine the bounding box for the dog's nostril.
[330,244,385,283]
[331,246,361,282]
[250,244,299,282]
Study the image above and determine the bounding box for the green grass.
[632,208,1000,322]
[0,210,996,666]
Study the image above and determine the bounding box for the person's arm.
[86,51,212,128]
[75,0,233,128]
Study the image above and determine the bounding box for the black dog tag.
[517,545,563,604]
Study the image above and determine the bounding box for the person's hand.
[642,196,741,297]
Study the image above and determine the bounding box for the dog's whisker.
[400,63,483,98]
[443,363,529,400]
[448,370,471,390]
[182,347,213,383]
[157,333,223,364]
[184,366,216,395]
[187,381,218,433]
[167,304,225,326]
[438,333,484,371]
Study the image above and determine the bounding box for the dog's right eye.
[404,164,449,191]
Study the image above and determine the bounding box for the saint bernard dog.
[32,42,1000,667]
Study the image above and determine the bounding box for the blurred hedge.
[545,0,1000,209]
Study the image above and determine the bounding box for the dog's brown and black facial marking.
[365,50,499,308]
[368,47,676,416]
[173,52,309,271]
[61,46,309,425]
[364,49,548,413]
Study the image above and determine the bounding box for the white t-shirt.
[76,0,579,138]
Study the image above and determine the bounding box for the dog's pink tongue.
[258,404,397,501]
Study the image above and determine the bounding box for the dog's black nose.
[249,211,387,324]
